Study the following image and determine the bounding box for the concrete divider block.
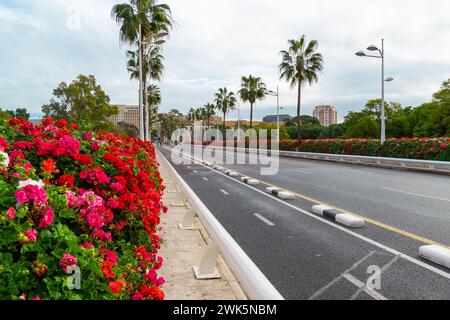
[247,179,260,185]
[335,213,365,228]
[229,171,239,177]
[266,187,280,194]
[277,191,295,200]
[419,245,450,269]
[312,205,330,216]
[311,205,365,228]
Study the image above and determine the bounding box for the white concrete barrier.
[419,245,450,269]
[312,205,365,228]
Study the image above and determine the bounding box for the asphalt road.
[159,146,450,300]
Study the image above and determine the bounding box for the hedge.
[0,118,167,300]
[190,138,450,161]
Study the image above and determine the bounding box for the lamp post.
[355,39,393,144]
[267,86,280,141]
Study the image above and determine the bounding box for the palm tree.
[238,75,267,128]
[279,35,323,145]
[147,84,161,131]
[187,108,196,123]
[112,0,172,140]
[215,88,237,129]
[204,103,216,129]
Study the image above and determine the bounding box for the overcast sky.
[1,0,449,121]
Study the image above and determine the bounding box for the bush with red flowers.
[0,117,167,300]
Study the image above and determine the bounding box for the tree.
[116,121,139,138]
[14,108,30,120]
[147,84,161,133]
[0,108,14,121]
[238,75,266,128]
[41,75,118,130]
[287,115,320,127]
[279,35,324,145]
[127,46,165,138]
[157,109,185,140]
[215,87,237,129]
[112,0,172,139]
[204,103,216,128]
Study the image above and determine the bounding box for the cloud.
[0,0,449,122]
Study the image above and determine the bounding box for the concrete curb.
[419,245,450,269]
[241,177,260,185]
[265,187,295,200]
[312,205,365,228]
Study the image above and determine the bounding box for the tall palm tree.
[204,103,216,128]
[112,0,172,140]
[279,35,323,145]
[215,88,237,129]
[238,75,267,128]
[147,84,161,131]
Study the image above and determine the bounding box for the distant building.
[209,116,223,125]
[109,105,140,129]
[263,114,292,123]
[313,105,338,127]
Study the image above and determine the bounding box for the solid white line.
[182,153,450,281]
[381,187,450,203]
[220,189,229,195]
[254,213,275,226]
[342,273,388,301]
[202,177,208,181]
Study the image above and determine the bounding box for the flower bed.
[0,118,167,300]
[190,138,450,161]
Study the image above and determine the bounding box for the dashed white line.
[381,187,450,203]
[220,189,229,195]
[254,213,275,226]
[292,169,311,174]
[193,170,198,173]
[202,177,208,181]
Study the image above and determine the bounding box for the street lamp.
[355,39,394,144]
[267,86,280,141]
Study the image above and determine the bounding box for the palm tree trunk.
[144,80,149,141]
[250,102,254,128]
[297,81,302,149]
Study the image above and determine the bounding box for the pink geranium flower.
[6,207,15,220]
[59,253,77,273]
[23,229,38,242]
[39,206,54,228]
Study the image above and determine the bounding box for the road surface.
[159,145,450,300]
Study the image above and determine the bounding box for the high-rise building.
[313,105,338,127]
[109,105,140,129]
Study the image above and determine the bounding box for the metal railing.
[157,148,284,300]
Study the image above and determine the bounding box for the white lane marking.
[381,187,450,203]
[342,273,388,301]
[254,213,275,226]
[220,189,229,195]
[182,153,450,281]
[308,251,376,300]
[193,170,198,173]
[202,177,208,181]
[187,166,191,169]
[292,169,311,174]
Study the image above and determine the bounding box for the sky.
[0,0,449,121]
